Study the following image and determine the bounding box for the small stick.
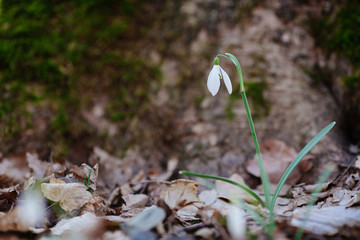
[332,155,359,185]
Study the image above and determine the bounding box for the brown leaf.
[161,179,199,209]
[0,208,30,232]
[122,194,148,211]
[246,139,302,184]
[199,189,244,217]
[41,182,94,211]
[0,190,46,232]
[354,155,360,170]
[102,230,131,240]
[51,212,104,237]
[0,153,30,187]
[149,156,178,181]
[69,163,98,191]
[215,173,257,203]
[291,206,360,235]
[161,179,201,220]
[0,186,19,212]
[90,147,133,191]
[26,151,51,179]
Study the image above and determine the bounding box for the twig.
[332,155,359,186]
[184,223,214,233]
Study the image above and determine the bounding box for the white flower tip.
[210,90,217,96]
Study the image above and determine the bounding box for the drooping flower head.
[207,57,232,96]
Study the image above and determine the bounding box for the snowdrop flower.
[207,57,232,96]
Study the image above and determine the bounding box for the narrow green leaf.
[236,200,268,232]
[179,171,265,207]
[270,122,336,210]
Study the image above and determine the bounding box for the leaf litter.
[0,148,359,239]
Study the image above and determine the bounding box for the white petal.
[207,65,221,96]
[220,66,232,94]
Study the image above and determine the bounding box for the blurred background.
[0,0,359,180]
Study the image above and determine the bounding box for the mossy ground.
[307,0,360,144]
[0,0,162,158]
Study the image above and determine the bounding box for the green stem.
[223,53,275,233]
[180,171,266,207]
[241,92,271,205]
[242,91,275,232]
[223,53,271,206]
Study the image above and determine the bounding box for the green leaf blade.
[179,171,266,208]
[270,121,336,210]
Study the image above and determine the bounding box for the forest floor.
[1,1,360,239]
[0,149,359,239]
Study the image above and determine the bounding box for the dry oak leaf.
[246,139,303,184]
[0,207,31,232]
[291,206,360,235]
[26,151,51,179]
[69,163,98,191]
[215,173,257,203]
[51,212,102,236]
[161,179,200,209]
[122,194,148,211]
[199,189,246,217]
[41,182,94,211]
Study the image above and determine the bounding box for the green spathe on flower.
[207,57,232,96]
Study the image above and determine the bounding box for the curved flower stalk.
[206,54,272,210]
[207,57,232,96]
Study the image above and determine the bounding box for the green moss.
[308,1,360,144]
[342,74,359,89]
[51,107,69,136]
[0,0,161,156]
[226,79,269,120]
[329,2,360,66]
[246,79,269,117]
[309,1,360,67]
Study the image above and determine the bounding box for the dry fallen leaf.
[90,147,133,191]
[122,194,148,211]
[122,206,166,232]
[51,212,103,237]
[215,173,257,203]
[194,227,217,239]
[41,182,94,211]
[328,187,360,207]
[161,179,200,209]
[0,189,46,232]
[69,163,98,191]
[0,153,31,187]
[291,206,360,235]
[354,155,360,170]
[0,185,19,212]
[161,179,202,220]
[199,189,247,218]
[102,230,131,240]
[0,207,31,232]
[149,156,178,181]
[26,151,51,179]
[246,139,303,184]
